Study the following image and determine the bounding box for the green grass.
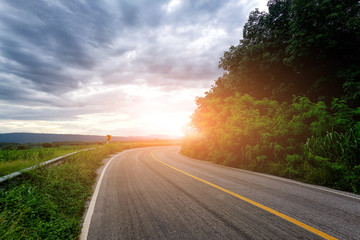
[0,143,124,239]
[0,141,178,239]
[0,146,93,177]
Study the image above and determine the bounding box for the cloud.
[0,0,268,135]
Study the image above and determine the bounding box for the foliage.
[16,145,28,150]
[183,93,360,193]
[42,143,53,148]
[301,129,360,192]
[0,146,91,177]
[182,0,360,194]
[0,141,179,239]
[0,143,21,151]
[216,0,360,105]
[0,144,125,239]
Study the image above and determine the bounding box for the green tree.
[182,0,360,193]
[217,0,360,103]
[42,143,53,148]
[284,0,360,103]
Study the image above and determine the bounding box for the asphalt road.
[82,146,360,240]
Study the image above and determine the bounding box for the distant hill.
[0,133,179,144]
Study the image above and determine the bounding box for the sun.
[138,110,188,137]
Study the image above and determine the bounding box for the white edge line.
[176,150,360,201]
[233,165,360,201]
[80,151,125,240]
[263,173,360,201]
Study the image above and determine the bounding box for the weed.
[0,143,124,239]
[0,141,177,239]
[0,146,94,177]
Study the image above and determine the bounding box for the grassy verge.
[0,146,93,177]
[0,141,178,239]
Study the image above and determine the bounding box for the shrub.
[182,93,360,193]
[42,143,53,148]
[0,143,126,239]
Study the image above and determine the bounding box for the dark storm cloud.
[116,0,179,28]
[0,1,93,95]
[0,0,265,121]
[0,0,162,96]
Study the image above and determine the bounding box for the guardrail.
[0,147,96,183]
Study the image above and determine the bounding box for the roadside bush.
[182,92,360,193]
[301,129,360,192]
[0,146,88,177]
[0,141,177,239]
[0,143,125,239]
[303,129,360,169]
[42,143,53,148]
[16,145,28,150]
[0,185,75,239]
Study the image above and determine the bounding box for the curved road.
[82,146,360,239]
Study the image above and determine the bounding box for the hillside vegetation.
[182,0,360,193]
[0,141,179,239]
[0,145,91,177]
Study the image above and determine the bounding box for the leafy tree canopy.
[215,0,360,104]
[183,0,360,193]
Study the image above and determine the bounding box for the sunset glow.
[0,0,268,137]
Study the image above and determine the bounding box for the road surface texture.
[83,146,360,240]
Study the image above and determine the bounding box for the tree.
[217,0,360,104]
[284,0,360,103]
[42,143,53,148]
[183,0,360,193]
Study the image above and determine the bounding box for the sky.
[0,0,268,137]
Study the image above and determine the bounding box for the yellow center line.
[151,151,337,240]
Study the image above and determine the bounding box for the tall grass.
[303,129,360,169]
[300,129,360,192]
[0,141,179,239]
[0,146,92,177]
[0,143,124,239]
[182,93,360,193]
